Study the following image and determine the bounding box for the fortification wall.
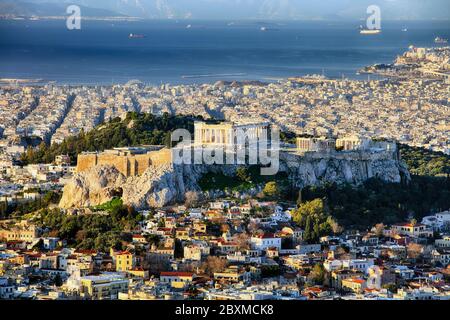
[76,148,172,177]
[76,153,98,173]
[149,149,172,166]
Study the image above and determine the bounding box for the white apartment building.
[250,233,281,251]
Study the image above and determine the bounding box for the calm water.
[0,19,449,85]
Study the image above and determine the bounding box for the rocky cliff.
[280,151,410,188]
[59,166,126,208]
[59,152,411,210]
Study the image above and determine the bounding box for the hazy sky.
[2,0,450,20]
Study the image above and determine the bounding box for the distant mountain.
[0,1,124,17]
[1,0,448,20]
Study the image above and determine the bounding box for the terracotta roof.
[344,278,365,284]
[157,227,173,232]
[305,286,323,293]
[130,267,145,271]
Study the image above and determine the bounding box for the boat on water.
[360,29,381,35]
[401,28,408,32]
[435,36,448,44]
[359,25,381,35]
[260,26,279,32]
[186,24,192,29]
[129,33,145,39]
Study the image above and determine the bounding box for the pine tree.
[54,274,63,287]
[297,188,303,206]
[304,216,312,243]
[313,222,320,241]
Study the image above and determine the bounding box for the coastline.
[0,19,448,86]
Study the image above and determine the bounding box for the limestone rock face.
[281,152,410,188]
[59,165,126,209]
[288,158,409,188]
[121,164,203,210]
[59,152,411,209]
[59,164,207,209]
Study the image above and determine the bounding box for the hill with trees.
[298,175,450,230]
[20,112,203,165]
[399,144,450,177]
[34,198,143,252]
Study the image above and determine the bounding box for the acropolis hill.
[60,122,410,210]
[75,121,271,177]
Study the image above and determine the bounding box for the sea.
[0,19,449,85]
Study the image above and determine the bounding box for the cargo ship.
[129,33,145,39]
[359,26,381,35]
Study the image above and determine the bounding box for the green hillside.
[20,112,202,165]
[399,144,450,177]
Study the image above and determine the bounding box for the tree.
[261,265,281,278]
[145,234,161,246]
[313,222,320,240]
[327,216,343,235]
[293,199,333,243]
[297,188,303,205]
[247,221,259,234]
[374,223,385,237]
[59,217,79,240]
[201,256,228,275]
[263,181,279,198]
[304,216,313,243]
[309,263,326,285]
[382,283,398,293]
[292,199,328,226]
[236,167,250,183]
[185,191,200,208]
[32,239,43,250]
[54,274,63,287]
[220,223,230,234]
[234,233,250,251]
[407,243,423,261]
[335,246,351,260]
[75,230,87,242]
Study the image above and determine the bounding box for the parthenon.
[194,121,270,147]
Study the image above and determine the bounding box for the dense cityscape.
[0,39,449,301]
